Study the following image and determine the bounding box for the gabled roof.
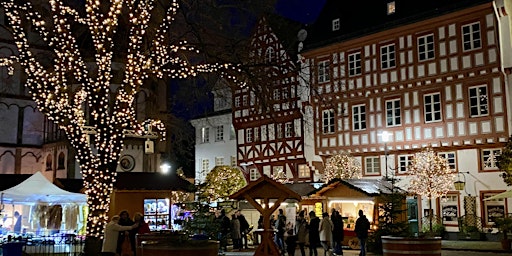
[308,178,400,197]
[230,175,301,201]
[304,0,493,50]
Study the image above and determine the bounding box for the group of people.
[101,210,151,256]
[278,209,370,256]
[215,209,251,253]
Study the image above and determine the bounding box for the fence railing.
[1,233,84,256]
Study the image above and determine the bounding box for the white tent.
[483,189,512,201]
[0,171,87,205]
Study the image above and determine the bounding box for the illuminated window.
[482,192,507,226]
[387,1,396,15]
[298,164,310,178]
[440,193,459,226]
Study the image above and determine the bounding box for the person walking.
[101,215,138,256]
[237,210,250,249]
[331,209,344,256]
[319,212,333,256]
[307,211,320,256]
[216,209,231,253]
[231,214,242,251]
[275,209,287,255]
[296,210,308,256]
[354,210,370,256]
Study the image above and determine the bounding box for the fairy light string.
[0,0,243,237]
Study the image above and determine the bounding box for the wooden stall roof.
[61,173,195,192]
[230,175,301,201]
[308,178,401,197]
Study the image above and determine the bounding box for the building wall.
[301,1,512,232]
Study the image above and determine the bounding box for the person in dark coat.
[331,209,344,256]
[237,210,250,249]
[296,211,308,256]
[117,210,135,256]
[13,211,22,234]
[354,210,370,256]
[216,209,231,253]
[307,211,320,256]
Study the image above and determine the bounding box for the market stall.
[306,178,399,248]
[0,171,87,236]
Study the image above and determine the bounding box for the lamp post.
[380,131,392,180]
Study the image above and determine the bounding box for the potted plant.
[494,215,512,251]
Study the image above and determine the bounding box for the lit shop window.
[144,198,170,231]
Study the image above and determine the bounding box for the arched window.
[57,152,65,170]
[46,154,53,171]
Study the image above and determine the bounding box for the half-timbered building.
[301,0,512,231]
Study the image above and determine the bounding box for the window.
[387,1,396,15]
[243,95,248,106]
[424,93,442,122]
[231,156,237,166]
[386,99,401,126]
[234,96,240,107]
[265,47,274,63]
[318,60,330,83]
[482,148,501,170]
[348,52,361,76]
[250,169,261,181]
[201,127,209,143]
[482,192,507,226]
[418,34,435,61]
[254,127,260,142]
[246,128,253,143]
[365,156,380,175]
[215,125,224,142]
[143,198,170,231]
[462,22,481,51]
[352,104,366,131]
[440,193,459,226]
[469,85,488,117]
[277,124,283,139]
[322,109,335,134]
[285,122,293,138]
[215,157,224,166]
[298,164,310,178]
[201,159,209,174]
[57,152,65,170]
[273,89,280,100]
[398,155,413,174]
[230,125,236,140]
[380,44,395,69]
[332,18,340,31]
[438,152,456,171]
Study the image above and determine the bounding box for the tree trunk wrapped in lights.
[0,0,240,238]
[408,147,454,233]
[201,165,247,201]
[323,151,362,183]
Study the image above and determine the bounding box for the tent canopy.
[484,189,512,201]
[0,172,87,205]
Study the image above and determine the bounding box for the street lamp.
[160,163,171,174]
[380,131,392,180]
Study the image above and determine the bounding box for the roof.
[304,0,493,50]
[308,178,400,197]
[230,175,301,201]
[284,182,318,196]
[114,172,196,192]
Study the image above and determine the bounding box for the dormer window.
[332,18,340,31]
[387,1,396,15]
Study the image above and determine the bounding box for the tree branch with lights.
[201,165,247,202]
[0,0,241,238]
[323,151,362,183]
[408,147,454,233]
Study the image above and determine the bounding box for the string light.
[323,152,362,183]
[0,0,243,237]
[202,166,247,201]
[408,147,455,199]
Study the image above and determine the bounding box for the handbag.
[120,232,133,256]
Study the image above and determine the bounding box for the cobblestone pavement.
[224,248,509,256]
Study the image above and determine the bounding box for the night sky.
[275,0,326,24]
